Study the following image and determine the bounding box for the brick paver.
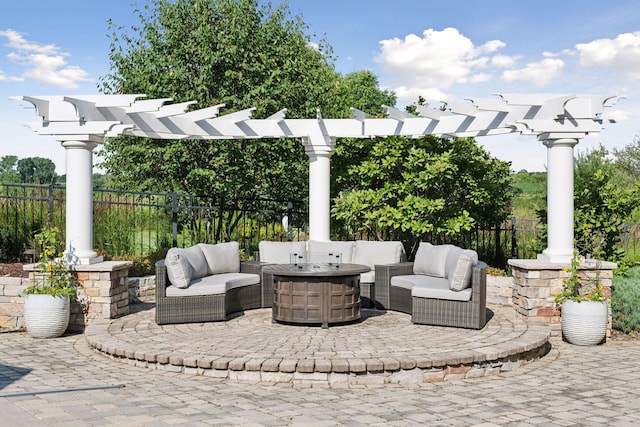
[83,304,551,384]
[1,305,639,425]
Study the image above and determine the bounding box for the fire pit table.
[264,263,370,328]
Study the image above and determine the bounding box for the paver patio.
[1,315,639,426]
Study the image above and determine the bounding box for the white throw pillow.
[180,245,208,279]
[413,243,452,277]
[448,249,479,291]
[198,242,240,274]
[164,248,192,288]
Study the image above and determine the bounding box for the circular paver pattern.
[85,304,550,385]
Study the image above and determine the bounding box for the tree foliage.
[99,0,391,201]
[573,146,637,260]
[331,135,513,258]
[1,156,58,184]
[0,155,20,183]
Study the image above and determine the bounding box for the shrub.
[612,266,640,334]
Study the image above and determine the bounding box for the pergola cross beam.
[14,93,621,264]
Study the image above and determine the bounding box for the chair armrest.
[375,262,414,309]
[155,260,168,299]
[240,260,262,275]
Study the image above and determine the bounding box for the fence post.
[47,182,54,228]
[494,223,502,266]
[172,192,178,248]
[511,217,518,258]
[287,201,293,241]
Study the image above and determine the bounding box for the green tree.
[16,157,57,184]
[573,146,637,260]
[331,135,513,258]
[0,155,20,183]
[99,0,342,200]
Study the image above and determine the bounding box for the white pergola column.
[61,139,103,265]
[539,138,579,263]
[303,136,335,242]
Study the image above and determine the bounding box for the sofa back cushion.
[447,249,478,291]
[198,242,240,274]
[259,241,307,264]
[165,248,193,288]
[307,240,355,264]
[179,245,209,279]
[413,243,452,277]
[353,240,405,269]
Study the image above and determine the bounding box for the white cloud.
[0,28,90,89]
[0,29,58,54]
[501,58,564,86]
[491,54,520,68]
[376,28,506,90]
[576,31,640,80]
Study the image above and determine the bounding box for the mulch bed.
[0,263,29,278]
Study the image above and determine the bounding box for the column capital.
[302,136,336,158]
[61,139,100,151]
[542,137,579,148]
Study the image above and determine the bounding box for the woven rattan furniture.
[376,257,488,330]
[155,258,262,325]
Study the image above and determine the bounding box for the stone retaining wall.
[0,276,29,330]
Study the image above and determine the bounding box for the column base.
[76,256,104,265]
[538,249,572,264]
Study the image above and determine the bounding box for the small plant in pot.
[555,250,608,346]
[22,227,79,338]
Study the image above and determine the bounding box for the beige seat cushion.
[353,240,404,268]
[198,242,240,274]
[307,240,355,264]
[259,241,307,264]
[413,243,453,277]
[164,248,192,289]
[447,249,478,291]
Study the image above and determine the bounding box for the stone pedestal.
[25,260,133,332]
[508,258,615,338]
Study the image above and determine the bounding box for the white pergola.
[14,93,620,265]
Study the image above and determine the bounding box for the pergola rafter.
[14,93,621,264]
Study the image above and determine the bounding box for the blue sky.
[1,0,640,173]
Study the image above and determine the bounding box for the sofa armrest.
[471,261,487,304]
[155,260,168,299]
[375,262,414,309]
[240,260,262,275]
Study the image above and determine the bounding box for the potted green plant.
[555,251,608,345]
[22,227,79,338]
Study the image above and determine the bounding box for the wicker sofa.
[155,242,261,325]
[253,240,406,307]
[376,242,487,329]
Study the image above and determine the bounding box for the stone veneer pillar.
[25,260,132,332]
[508,258,616,338]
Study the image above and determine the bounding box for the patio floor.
[84,303,551,386]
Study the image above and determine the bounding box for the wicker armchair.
[375,261,487,329]
[155,260,262,325]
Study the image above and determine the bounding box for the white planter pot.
[561,300,608,346]
[23,294,70,339]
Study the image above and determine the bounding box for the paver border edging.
[84,324,551,386]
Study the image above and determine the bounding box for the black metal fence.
[0,183,307,261]
[2,182,637,268]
